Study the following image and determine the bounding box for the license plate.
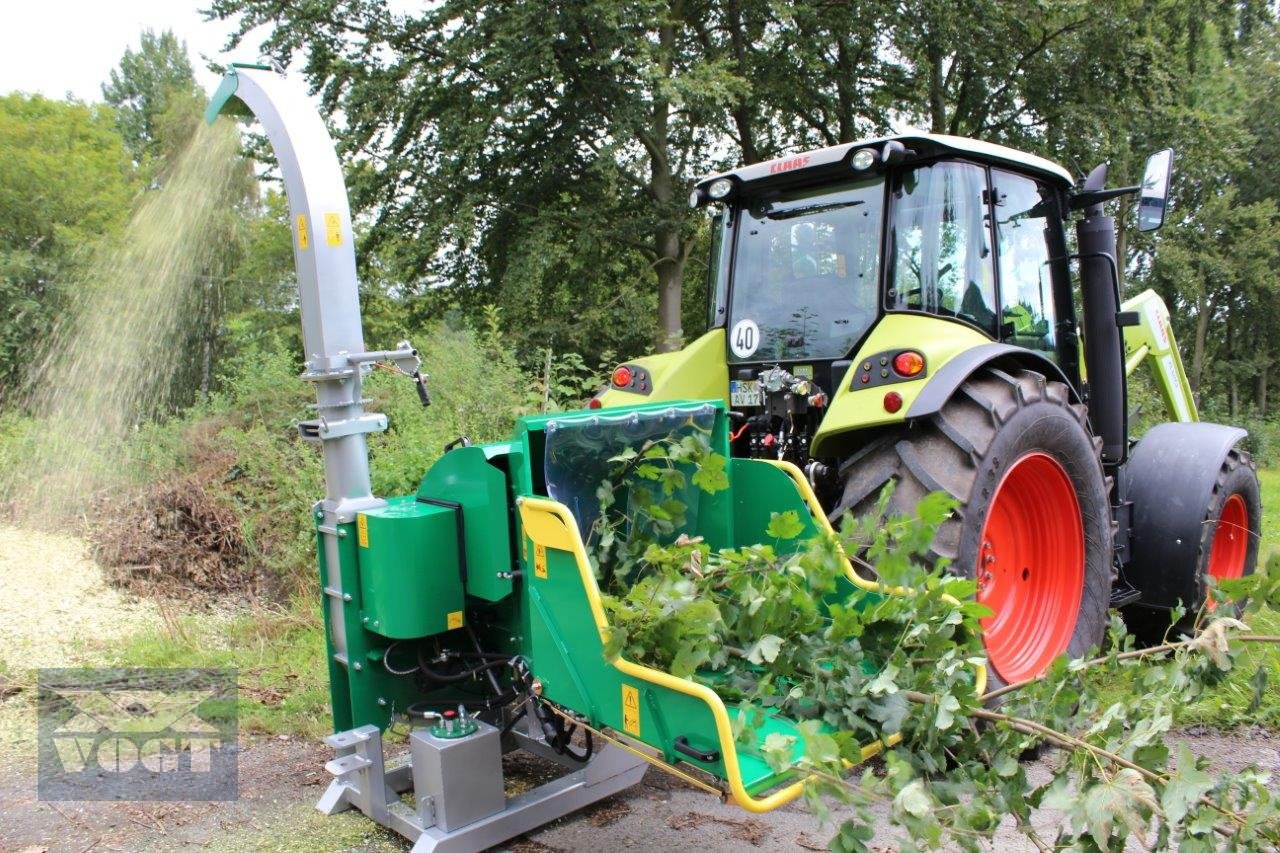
[730,379,762,407]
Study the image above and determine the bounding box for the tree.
[101,29,199,166]
[0,94,137,401]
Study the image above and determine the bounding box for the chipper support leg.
[318,721,648,852]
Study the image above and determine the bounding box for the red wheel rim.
[976,452,1085,683]
[1205,494,1249,610]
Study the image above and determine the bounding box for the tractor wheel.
[831,367,1112,689]
[1122,447,1260,644]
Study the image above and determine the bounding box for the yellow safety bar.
[516,465,986,813]
[765,458,987,696]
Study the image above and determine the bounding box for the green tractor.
[596,135,1261,686]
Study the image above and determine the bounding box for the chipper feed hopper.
[207,66,981,851]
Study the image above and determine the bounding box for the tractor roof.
[697,132,1075,192]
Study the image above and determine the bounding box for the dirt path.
[1,526,1276,852]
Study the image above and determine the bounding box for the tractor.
[595,135,1262,686]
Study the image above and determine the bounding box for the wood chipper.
[206,66,985,851]
[595,135,1262,685]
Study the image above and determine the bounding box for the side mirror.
[1137,148,1174,232]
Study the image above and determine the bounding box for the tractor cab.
[693,134,1080,476]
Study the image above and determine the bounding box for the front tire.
[832,367,1113,688]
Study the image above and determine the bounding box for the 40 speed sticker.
[730,318,760,358]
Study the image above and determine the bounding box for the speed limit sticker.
[730,319,760,358]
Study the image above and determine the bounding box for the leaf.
[1082,768,1157,849]
[894,779,932,819]
[747,633,784,664]
[866,662,900,696]
[761,731,796,772]
[766,510,805,540]
[1161,745,1214,825]
[933,692,961,730]
[691,452,729,494]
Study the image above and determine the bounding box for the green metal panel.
[417,446,514,602]
[521,530,807,790]
[358,496,463,639]
[318,512,468,733]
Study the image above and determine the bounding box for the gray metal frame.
[318,716,647,852]
[208,65,419,673]
[207,66,649,850]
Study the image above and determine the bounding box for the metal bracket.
[316,722,647,852]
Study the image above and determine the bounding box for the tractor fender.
[1121,421,1247,611]
[905,343,1078,419]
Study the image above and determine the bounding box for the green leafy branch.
[591,431,1280,850]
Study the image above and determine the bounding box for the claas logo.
[769,155,812,174]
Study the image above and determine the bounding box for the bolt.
[343,593,352,602]
[984,554,995,565]
[377,697,387,707]
[353,662,363,671]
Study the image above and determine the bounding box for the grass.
[109,600,332,739]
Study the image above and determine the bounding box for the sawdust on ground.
[0,525,161,760]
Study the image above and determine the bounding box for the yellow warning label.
[295,214,309,249]
[324,212,343,246]
[534,544,547,579]
[622,684,640,736]
[447,610,463,630]
[356,514,369,548]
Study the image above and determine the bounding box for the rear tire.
[831,367,1113,689]
[1122,447,1260,644]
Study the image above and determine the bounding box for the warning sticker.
[356,514,369,548]
[324,212,343,247]
[621,684,640,736]
[447,610,463,630]
[295,214,310,249]
[534,544,547,579]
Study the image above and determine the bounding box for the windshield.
[727,177,884,362]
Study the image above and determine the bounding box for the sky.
[0,1,262,102]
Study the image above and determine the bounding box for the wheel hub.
[976,451,1085,684]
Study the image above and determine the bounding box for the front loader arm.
[1120,288,1198,423]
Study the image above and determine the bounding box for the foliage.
[101,29,200,166]
[0,93,137,400]
[593,436,1280,850]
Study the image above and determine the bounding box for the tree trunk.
[726,0,759,163]
[652,10,682,351]
[1257,363,1268,417]
[199,277,214,401]
[1227,303,1236,419]
[1191,295,1210,402]
[927,38,947,133]
[835,36,855,143]
[656,229,685,351]
[1115,196,1130,293]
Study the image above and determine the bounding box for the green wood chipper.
[206,62,1254,851]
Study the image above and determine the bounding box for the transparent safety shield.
[543,404,717,543]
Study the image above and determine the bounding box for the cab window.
[992,170,1058,356]
[888,162,997,335]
